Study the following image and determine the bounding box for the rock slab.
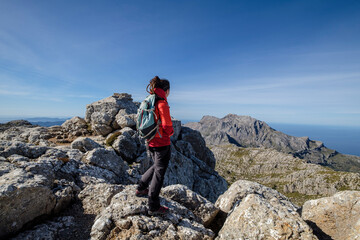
[217,193,318,240]
[90,184,215,240]
[302,191,360,240]
[0,169,56,237]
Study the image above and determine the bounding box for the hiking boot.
[148,206,169,216]
[135,188,148,197]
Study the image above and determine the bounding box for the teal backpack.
[136,94,162,141]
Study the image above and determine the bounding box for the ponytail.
[146,76,170,94]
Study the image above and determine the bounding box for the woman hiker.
[136,76,174,215]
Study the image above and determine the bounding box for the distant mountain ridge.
[185,114,360,173]
[0,117,70,127]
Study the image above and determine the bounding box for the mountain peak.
[185,114,360,173]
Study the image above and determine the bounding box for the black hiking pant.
[137,145,171,211]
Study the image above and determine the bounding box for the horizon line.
[1,115,360,128]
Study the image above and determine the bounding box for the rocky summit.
[0,94,359,240]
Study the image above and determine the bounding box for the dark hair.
[146,76,170,94]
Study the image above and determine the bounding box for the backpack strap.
[149,94,164,141]
[153,94,164,122]
[155,95,165,103]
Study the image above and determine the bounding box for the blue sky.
[0,0,359,126]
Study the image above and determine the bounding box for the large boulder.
[163,144,195,190]
[0,168,56,237]
[78,183,124,215]
[181,127,216,169]
[217,193,317,240]
[215,180,293,213]
[71,137,103,152]
[175,140,196,158]
[111,127,143,162]
[126,139,226,203]
[302,191,360,240]
[112,134,138,161]
[85,93,138,136]
[190,155,227,203]
[161,144,227,203]
[83,148,129,180]
[161,184,219,227]
[114,109,136,129]
[61,116,89,136]
[90,184,215,240]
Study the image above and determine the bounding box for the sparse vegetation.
[213,145,360,206]
[105,132,122,146]
[86,123,93,133]
[284,192,323,206]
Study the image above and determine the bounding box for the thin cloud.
[0,89,30,96]
[175,72,359,92]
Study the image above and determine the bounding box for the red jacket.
[149,88,174,147]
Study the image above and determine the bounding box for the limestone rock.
[217,193,317,240]
[191,155,228,203]
[83,148,129,180]
[111,127,143,161]
[90,185,215,240]
[61,116,89,136]
[114,109,136,129]
[1,158,21,174]
[170,119,182,142]
[302,191,360,240]
[163,144,195,190]
[181,127,216,169]
[85,93,138,136]
[112,134,138,161]
[78,183,124,215]
[10,216,75,240]
[133,151,154,175]
[53,179,81,214]
[0,125,53,145]
[92,123,113,137]
[60,158,122,188]
[0,168,56,237]
[161,184,219,227]
[71,137,103,152]
[175,140,197,158]
[162,144,227,203]
[216,180,293,214]
[0,140,48,159]
[65,148,84,162]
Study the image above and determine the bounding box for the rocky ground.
[211,144,360,205]
[1,93,359,240]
